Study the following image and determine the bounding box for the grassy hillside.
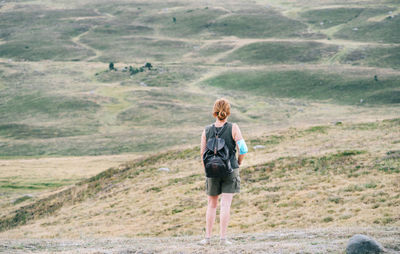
[0,118,399,238]
[222,41,339,64]
[0,0,399,248]
[204,70,400,105]
[0,0,399,158]
[340,46,400,69]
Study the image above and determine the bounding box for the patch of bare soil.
[1,227,399,253]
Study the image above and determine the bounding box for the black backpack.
[203,123,233,178]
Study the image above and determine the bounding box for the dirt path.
[70,28,102,62]
[120,34,398,47]
[1,227,398,253]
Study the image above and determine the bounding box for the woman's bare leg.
[220,193,234,239]
[206,195,218,238]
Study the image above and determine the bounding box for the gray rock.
[346,234,384,254]
[253,145,266,150]
[158,167,170,172]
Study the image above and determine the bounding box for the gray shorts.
[205,168,240,196]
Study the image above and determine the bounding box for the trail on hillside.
[1,227,399,253]
[70,28,102,62]
[69,9,116,62]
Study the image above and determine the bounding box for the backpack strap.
[212,122,228,138]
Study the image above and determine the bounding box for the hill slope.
[1,118,399,240]
[0,0,399,157]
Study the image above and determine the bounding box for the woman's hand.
[238,154,245,166]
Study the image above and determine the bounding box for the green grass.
[322,216,334,223]
[0,40,94,61]
[303,126,330,134]
[208,11,310,38]
[116,85,211,127]
[82,35,195,62]
[92,24,153,36]
[0,179,74,191]
[223,42,338,64]
[299,8,365,29]
[334,8,399,43]
[204,70,400,105]
[0,123,90,139]
[0,60,209,157]
[0,92,100,120]
[197,43,235,57]
[0,129,200,157]
[0,0,399,159]
[344,184,364,192]
[117,101,210,126]
[341,46,400,69]
[249,135,284,146]
[141,8,227,38]
[13,195,33,205]
[0,8,99,61]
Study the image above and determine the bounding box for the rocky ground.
[1,227,399,253]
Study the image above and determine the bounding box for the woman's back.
[204,122,239,169]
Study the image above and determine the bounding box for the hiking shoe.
[219,238,233,246]
[198,238,211,245]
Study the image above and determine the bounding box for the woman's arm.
[232,123,248,166]
[200,129,206,167]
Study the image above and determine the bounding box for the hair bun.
[212,98,231,120]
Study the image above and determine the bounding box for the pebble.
[253,145,266,150]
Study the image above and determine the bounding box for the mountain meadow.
[0,0,399,253]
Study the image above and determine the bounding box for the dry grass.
[0,118,398,239]
[0,1,399,252]
[0,153,143,219]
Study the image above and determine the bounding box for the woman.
[199,98,248,245]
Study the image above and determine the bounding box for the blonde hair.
[213,98,231,121]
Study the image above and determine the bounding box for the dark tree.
[109,62,115,71]
[144,62,152,70]
[173,17,177,23]
[130,67,139,75]
[374,75,378,82]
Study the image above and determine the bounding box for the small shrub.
[305,125,329,133]
[340,214,352,220]
[364,182,377,189]
[322,216,333,222]
[172,208,183,214]
[337,150,366,157]
[146,186,162,192]
[13,195,33,205]
[109,62,115,71]
[344,184,364,192]
[328,197,343,204]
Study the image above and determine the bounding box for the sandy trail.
[0,227,398,253]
